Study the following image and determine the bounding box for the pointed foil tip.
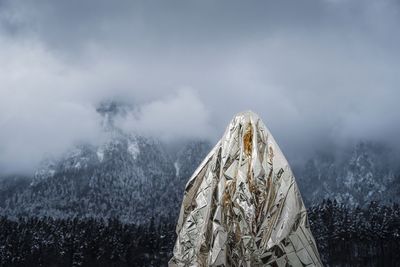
[169,112,323,267]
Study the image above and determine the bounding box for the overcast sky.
[1,0,399,174]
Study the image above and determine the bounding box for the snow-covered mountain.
[0,102,212,224]
[297,142,400,207]
[0,103,399,222]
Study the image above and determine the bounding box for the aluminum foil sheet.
[169,111,322,267]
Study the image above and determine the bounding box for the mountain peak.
[96,100,132,130]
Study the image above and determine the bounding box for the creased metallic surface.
[169,111,323,267]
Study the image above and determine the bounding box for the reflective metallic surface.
[170,111,322,267]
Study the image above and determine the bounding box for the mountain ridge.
[0,102,398,222]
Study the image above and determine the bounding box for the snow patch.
[74,162,81,169]
[127,140,139,159]
[174,161,180,177]
[97,147,104,162]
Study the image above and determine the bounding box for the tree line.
[309,200,400,266]
[1,200,399,266]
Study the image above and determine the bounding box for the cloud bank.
[0,0,399,173]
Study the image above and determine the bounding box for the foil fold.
[170,111,322,267]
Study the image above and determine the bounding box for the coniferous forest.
[0,200,399,267]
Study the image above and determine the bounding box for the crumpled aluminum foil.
[169,111,323,267]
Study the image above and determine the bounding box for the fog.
[1,0,399,174]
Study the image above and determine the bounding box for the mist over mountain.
[1,0,400,175]
[0,102,212,224]
[0,102,399,225]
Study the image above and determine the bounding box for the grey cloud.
[115,89,215,142]
[0,0,399,173]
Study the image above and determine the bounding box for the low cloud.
[116,89,214,142]
[0,0,399,173]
